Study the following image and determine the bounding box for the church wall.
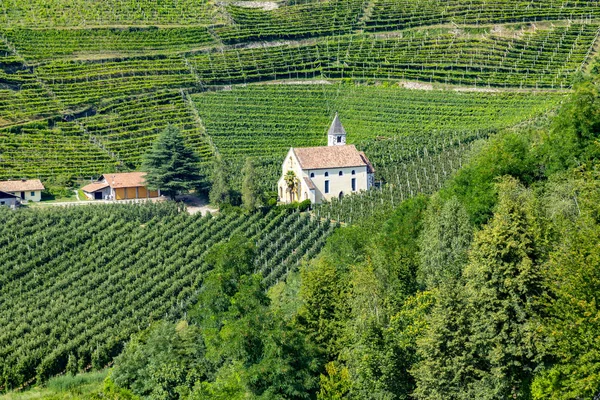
[278,150,305,203]
[308,165,368,203]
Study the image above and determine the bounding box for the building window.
[324,172,329,177]
[337,136,342,143]
[324,180,330,194]
[310,172,315,178]
[0,201,4,205]
[30,192,35,197]
[352,170,356,175]
[352,178,356,192]
[339,171,343,176]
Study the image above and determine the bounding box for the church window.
[351,170,356,175]
[324,172,329,177]
[339,171,343,176]
[310,172,315,178]
[352,178,356,192]
[337,136,342,143]
[325,180,330,194]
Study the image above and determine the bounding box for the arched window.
[310,172,315,178]
[339,171,343,176]
[351,170,356,175]
[324,172,329,177]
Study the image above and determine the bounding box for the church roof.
[328,113,346,136]
[293,145,369,170]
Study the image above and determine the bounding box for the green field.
[0,203,335,390]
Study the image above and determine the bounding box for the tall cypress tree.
[142,125,203,200]
[209,155,230,206]
[241,157,261,212]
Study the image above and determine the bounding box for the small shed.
[0,191,19,208]
[82,172,160,200]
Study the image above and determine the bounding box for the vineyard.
[191,84,561,190]
[1,4,598,183]
[0,202,336,390]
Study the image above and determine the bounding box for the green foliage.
[443,132,538,226]
[531,166,600,399]
[111,321,206,399]
[318,362,351,400]
[542,81,600,174]
[209,155,231,206]
[241,158,262,212]
[0,204,334,391]
[415,177,547,399]
[142,125,204,199]
[417,195,472,289]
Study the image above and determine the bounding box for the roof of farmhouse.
[81,182,110,193]
[102,172,148,189]
[0,179,45,192]
[293,145,369,170]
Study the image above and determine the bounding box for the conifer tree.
[418,195,472,289]
[414,177,547,399]
[209,155,230,206]
[241,158,261,211]
[142,125,203,200]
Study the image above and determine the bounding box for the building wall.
[278,149,305,203]
[0,197,18,208]
[5,190,42,202]
[308,166,368,203]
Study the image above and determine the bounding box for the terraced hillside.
[0,0,600,187]
[0,1,598,184]
[191,84,561,190]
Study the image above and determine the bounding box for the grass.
[0,371,107,400]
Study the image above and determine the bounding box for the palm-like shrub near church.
[284,170,300,203]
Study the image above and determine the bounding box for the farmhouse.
[81,172,160,200]
[0,179,45,202]
[0,191,19,208]
[278,114,374,204]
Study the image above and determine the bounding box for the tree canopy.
[142,125,204,200]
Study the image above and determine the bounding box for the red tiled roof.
[0,179,45,192]
[293,145,367,170]
[81,182,110,193]
[102,172,147,189]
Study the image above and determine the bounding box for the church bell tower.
[327,112,347,146]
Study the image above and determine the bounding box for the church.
[278,113,374,204]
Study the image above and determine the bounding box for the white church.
[278,113,374,204]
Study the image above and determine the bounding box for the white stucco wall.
[308,166,368,203]
[5,190,42,202]
[278,149,305,203]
